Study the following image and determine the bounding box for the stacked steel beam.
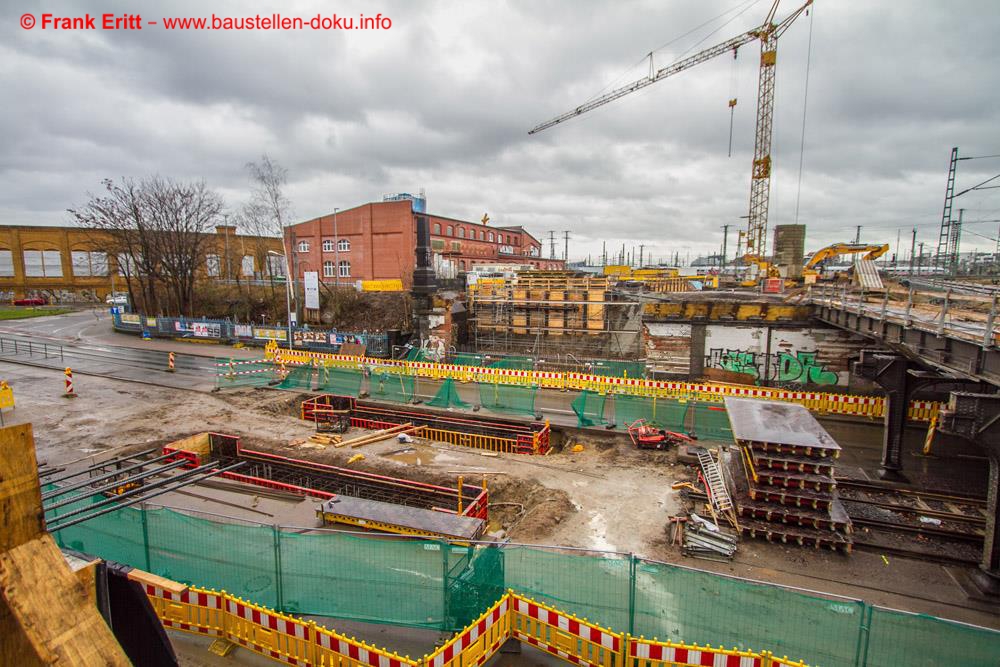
[724,397,853,552]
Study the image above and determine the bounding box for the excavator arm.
[805,243,890,269]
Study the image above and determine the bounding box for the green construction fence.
[45,495,1000,666]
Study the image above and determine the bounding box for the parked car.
[105,293,130,306]
[13,297,48,306]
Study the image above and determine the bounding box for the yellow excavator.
[802,243,889,282]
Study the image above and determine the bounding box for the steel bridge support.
[938,392,1000,598]
[853,351,912,481]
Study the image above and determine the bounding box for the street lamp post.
[333,207,340,289]
[268,249,294,350]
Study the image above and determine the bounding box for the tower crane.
[529,0,813,282]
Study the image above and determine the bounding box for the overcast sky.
[3,0,999,264]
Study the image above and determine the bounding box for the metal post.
[333,206,340,289]
[905,288,913,326]
[938,289,951,335]
[141,502,152,572]
[628,553,637,637]
[273,525,284,610]
[985,295,998,348]
[441,540,450,631]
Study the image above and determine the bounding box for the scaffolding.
[469,271,641,358]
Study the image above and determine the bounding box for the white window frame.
[0,250,12,277]
[206,254,221,277]
[267,255,286,277]
[338,260,351,278]
[24,249,63,277]
[297,241,310,253]
[322,239,335,252]
[241,255,255,277]
[488,232,494,242]
[337,238,350,252]
[323,261,335,277]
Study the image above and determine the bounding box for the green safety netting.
[478,382,537,416]
[214,359,278,389]
[369,371,415,403]
[316,366,363,397]
[276,363,314,390]
[489,356,533,371]
[613,395,688,431]
[571,390,607,427]
[427,379,470,409]
[452,352,486,367]
[405,348,435,362]
[689,402,733,442]
[47,493,1000,662]
[588,360,646,379]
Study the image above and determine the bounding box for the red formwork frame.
[302,394,550,456]
[161,431,489,522]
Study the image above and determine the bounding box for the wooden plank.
[127,568,189,595]
[0,423,130,666]
[0,424,43,551]
[1,535,130,666]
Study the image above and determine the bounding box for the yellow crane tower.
[529,0,813,284]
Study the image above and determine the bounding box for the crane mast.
[529,1,813,279]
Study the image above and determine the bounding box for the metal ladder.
[697,448,733,513]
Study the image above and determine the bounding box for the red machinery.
[627,419,695,450]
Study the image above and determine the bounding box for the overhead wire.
[580,0,765,106]
[793,4,815,225]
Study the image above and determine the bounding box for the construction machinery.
[529,1,813,286]
[803,243,889,282]
[627,419,696,450]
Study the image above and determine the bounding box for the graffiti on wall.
[705,348,839,386]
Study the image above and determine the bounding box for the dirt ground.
[5,361,998,633]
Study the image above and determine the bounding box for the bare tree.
[145,177,224,316]
[245,155,295,319]
[70,178,162,313]
[69,176,224,316]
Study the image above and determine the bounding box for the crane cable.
[728,47,740,157]
[580,0,764,107]
[793,4,815,225]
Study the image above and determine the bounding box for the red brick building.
[283,200,563,286]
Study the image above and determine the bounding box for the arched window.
[479,231,485,240]
[458,227,465,238]
[322,239,334,252]
[460,260,466,270]
[434,223,441,234]
[323,260,335,277]
[447,226,454,236]
[338,238,350,252]
[297,241,310,253]
[488,232,494,242]
[338,260,350,277]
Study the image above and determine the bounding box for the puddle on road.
[380,441,462,467]
[382,443,440,466]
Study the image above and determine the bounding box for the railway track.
[836,478,986,565]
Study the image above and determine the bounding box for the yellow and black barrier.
[145,583,811,667]
[265,341,942,422]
